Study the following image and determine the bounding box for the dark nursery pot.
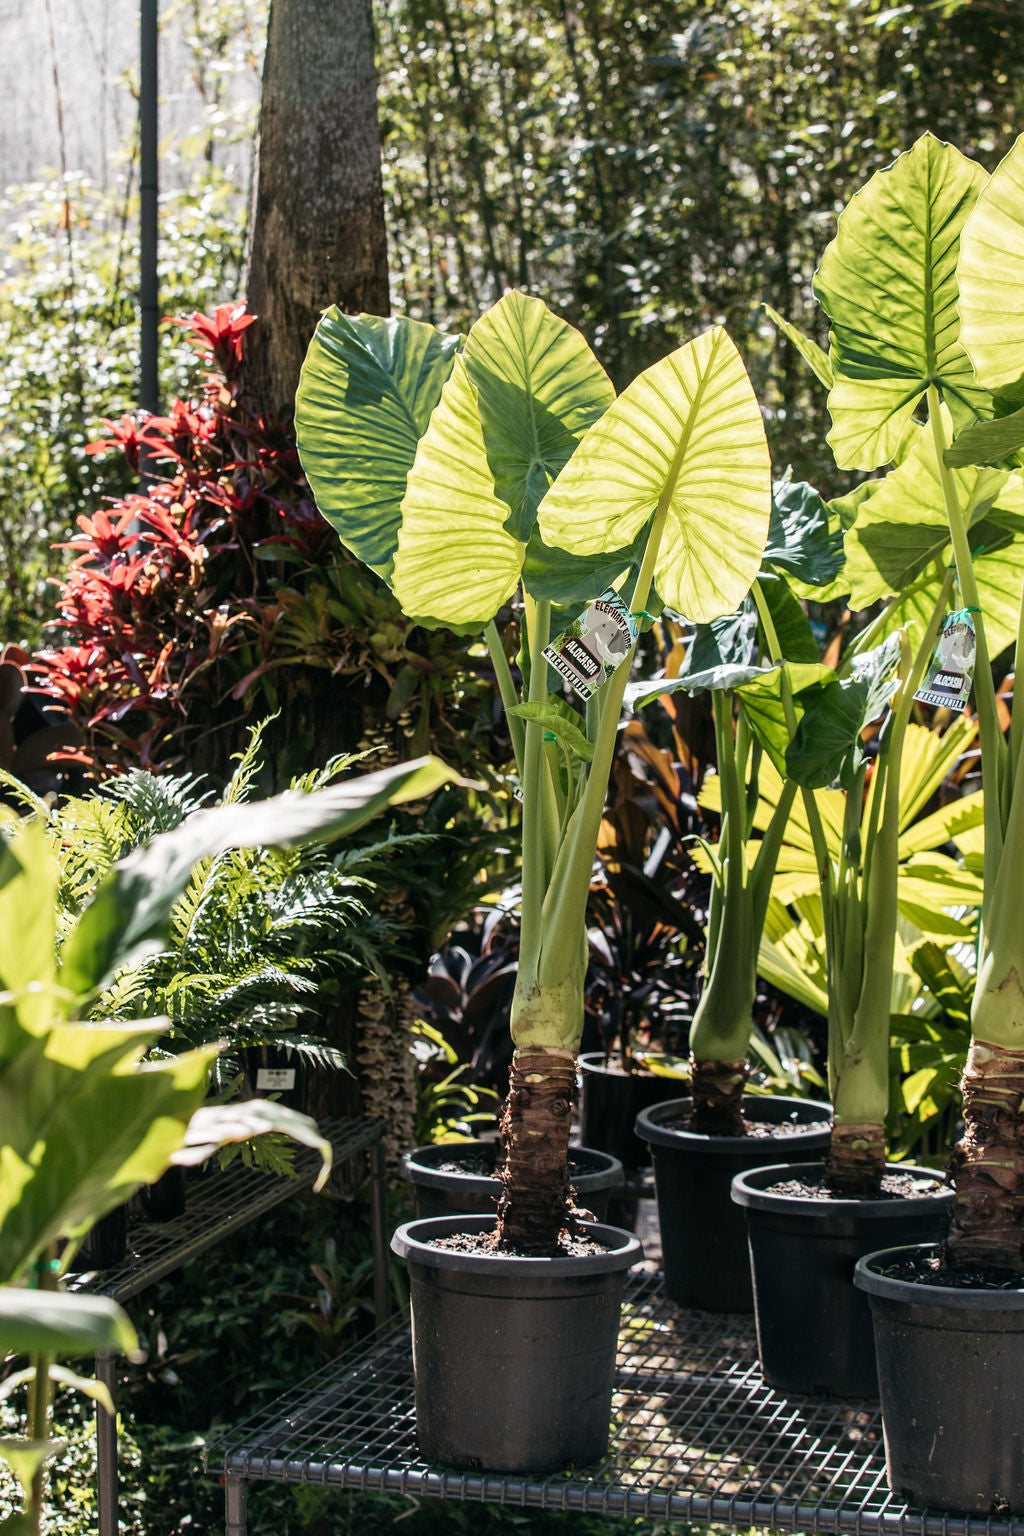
[731,1162,953,1398]
[635,1094,832,1312]
[135,1165,188,1223]
[75,1203,129,1271]
[402,1141,624,1221]
[578,1052,683,1171]
[854,1243,1024,1515]
[391,1212,642,1473]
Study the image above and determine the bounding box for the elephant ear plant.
[0,754,451,1533]
[809,129,1024,1264]
[626,480,844,1135]
[296,291,773,1252]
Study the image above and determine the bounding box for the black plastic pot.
[402,1141,624,1221]
[854,1243,1024,1514]
[731,1163,953,1397]
[391,1212,642,1473]
[136,1165,188,1222]
[635,1094,831,1312]
[75,1203,128,1271]
[578,1052,683,1171]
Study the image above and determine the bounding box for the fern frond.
[222,716,277,805]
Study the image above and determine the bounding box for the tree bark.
[244,0,390,423]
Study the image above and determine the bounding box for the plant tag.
[256,1068,296,1091]
[542,589,638,700]
[913,608,977,712]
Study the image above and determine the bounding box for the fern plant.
[32,721,413,1077]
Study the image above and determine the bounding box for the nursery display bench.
[205,1264,1024,1536]
[81,1116,388,1536]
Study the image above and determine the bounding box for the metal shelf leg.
[95,1350,118,1536]
[370,1135,390,1327]
[225,1474,248,1536]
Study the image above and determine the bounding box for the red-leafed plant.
[34,305,497,782]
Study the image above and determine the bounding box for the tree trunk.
[244,0,390,424]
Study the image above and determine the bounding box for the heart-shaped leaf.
[537,327,772,622]
[958,133,1024,396]
[295,311,463,579]
[463,290,614,541]
[815,134,989,470]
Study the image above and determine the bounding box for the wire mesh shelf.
[206,1269,1024,1536]
[71,1116,381,1303]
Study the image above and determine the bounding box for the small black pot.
[578,1052,684,1171]
[731,1162,953,1397]
[391,1212,642,1473]
[135,1165,188,1223]
[75,1204,128,1271]
[402,1141,624,1221]
[855,1243,1024,1514]
[635,1094,832,1312]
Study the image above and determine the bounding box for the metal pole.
[95,1351,118,1536]
[370,1133,390,1327]
[224,1474,248,1536]
[139,0,159,425]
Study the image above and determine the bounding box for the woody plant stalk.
[296,290,773,1253]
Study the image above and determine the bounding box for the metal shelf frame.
[206,1268,1024,1536]
[76,1116,387,1536]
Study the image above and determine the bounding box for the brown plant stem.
[688,1053,748,1136]
[946,1038,1024,1274]
[495,1046,576,1253]
[826,1121,886,1195]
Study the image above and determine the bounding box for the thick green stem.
[485,618,524,776]
[927,386,1005,890]
[518,597,553,979]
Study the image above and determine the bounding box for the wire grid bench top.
[205,1267,1021,1536]
[74,1117,382,1304]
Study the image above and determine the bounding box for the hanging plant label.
[913,608,977,712]
[542,589,638,700]
[256,1068,296,1092]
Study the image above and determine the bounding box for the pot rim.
[854,1242,1024,1309]
[635,1093,832,1152]
[577,1050,690,1079]
[391,1213,643,1276]
[401,1141,624,1195]
[731,1161,951,1215]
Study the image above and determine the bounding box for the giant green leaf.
[734,662,836,779]
[391,356,524,629]
[391,296,620,626]
[295,310,463,580]
[958,134,1024,396]
[944,405,1024,469]
[841,450,1024,658]
[61,756,453,998]
[537,327,772,622]
[785,635,903,789]
[0,1290,137,1359]
[815,134,989,470]
[463,290,614,541]
[0,1031,216,1283]
[0,821,58,1038]
[764,478,844,587]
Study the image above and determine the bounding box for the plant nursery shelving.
[204,1263,1023,1536]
